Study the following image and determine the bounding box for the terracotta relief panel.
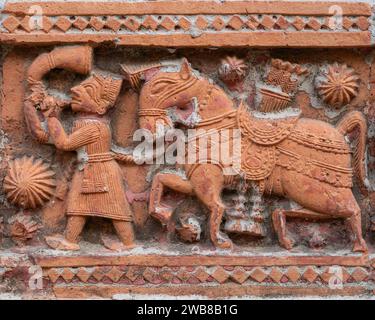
[0,0,374,300]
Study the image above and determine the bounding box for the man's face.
[70,78,100,113]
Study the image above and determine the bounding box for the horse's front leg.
[190,164,232,249]
[149,173,194,225]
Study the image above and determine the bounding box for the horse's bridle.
[138,76,236,131]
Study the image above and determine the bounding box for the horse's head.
[139,59,206,134]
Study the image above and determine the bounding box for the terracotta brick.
[76,268,91,283]
[230,267,249,284]
[89,17,105,31]
[306,18,321,31]
[356,16,370,31]
[351,267,368,282]
[292,17,305,31]
[249,268,268,283]
[286,267,301,283]
[159,268,174,282]
[125,267,140,282]
[47,269,61,283]
[342,17,353,31]
[211,267,229,283]
[92,267,106,282]
[260,16,275,30]
[106,267,123,283]
[246,16,260,30]
[269,268,284,283]
[160,17,175,31]
[275,16,289,30]
[73,17,89,31]
[124,17,141,31]
[176,268,190,282]
[142,16,158,31]
[212,16,226,31]
[55,16,72,32]
[194,267,210,282]
[227,15,244,30]
[142,267,156,282]
[19,16,32,33]
[60,268,76,282]
[302,267,319,283]
[195,15,209,30]
[2,16,20,32]
[106,17,122,32]
[41,16,54,33]
[178,17,191,31]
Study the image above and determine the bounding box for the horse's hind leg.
[149,173,194,225]
[272,208,332,250]
[278,173,368,252]
[347,206,368,252]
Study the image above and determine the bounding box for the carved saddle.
[237,103,300,180]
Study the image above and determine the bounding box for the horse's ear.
[180,58,192,80]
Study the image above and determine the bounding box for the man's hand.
[40,96,70,118]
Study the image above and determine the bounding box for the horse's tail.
[336,111,368,194]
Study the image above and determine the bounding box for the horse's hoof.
[280,238,293,250]
[352,239,368,253]
[151,206,174,225]
[214,233,233,250]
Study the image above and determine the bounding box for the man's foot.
[101,233,136,252]
[45,234,80,251]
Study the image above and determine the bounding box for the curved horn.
[25,45,93,144]
[27,45,93,84]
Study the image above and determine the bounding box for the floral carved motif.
[3,156,56,209]
[316,63,360,109]
[9,214,41,246]
[218,56,248,87]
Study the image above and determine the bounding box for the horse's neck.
[197,84,235,121]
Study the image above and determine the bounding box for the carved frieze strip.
[3,1,371,16]
[35,254,370,268]
[52,283,373,299]
[44,265,373,285]
[1,32,370,47]
[0,1,372,47]
[1,15,370,34]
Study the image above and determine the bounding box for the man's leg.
[112,220,135,247]
[66,216,87,243]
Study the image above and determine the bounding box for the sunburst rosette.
[316,63,360,109]
[218,56,248,84]
[3,156,56,209]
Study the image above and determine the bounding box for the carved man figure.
[45,74,135,251]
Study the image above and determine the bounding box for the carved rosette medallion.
[316,63,360,109]
[3,156,56,209]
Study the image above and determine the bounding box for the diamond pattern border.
[44,265,373,286]
[2,14,370,34]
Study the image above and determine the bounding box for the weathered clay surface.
[0,0,374,300]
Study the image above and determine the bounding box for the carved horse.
[138,59,368,252]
